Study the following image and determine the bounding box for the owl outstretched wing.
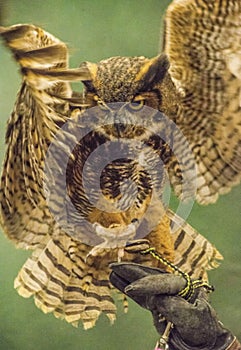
[0,24,89,247]
[164,0,241,204]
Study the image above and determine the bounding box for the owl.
[0,0,241,330]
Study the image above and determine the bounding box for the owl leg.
[144,213,175,271]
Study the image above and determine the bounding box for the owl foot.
[85,220,139,261]
[81,275,93,292]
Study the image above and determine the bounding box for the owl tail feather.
[167,209,223,281]
[14,234,117,329]
[13,212,223,329]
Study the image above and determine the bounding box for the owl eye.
[128,98,145,111]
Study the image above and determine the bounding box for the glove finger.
[110,271,148,308]
[109,262,165,284]
[109,271,128,293]
[124,274,186,296]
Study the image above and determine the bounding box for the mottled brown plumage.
[0,0,240,329]
[165,0,241,203]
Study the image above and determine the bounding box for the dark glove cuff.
[169,326,235,350]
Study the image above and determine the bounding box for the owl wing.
[164,0,241,204]
[0,24,89,247]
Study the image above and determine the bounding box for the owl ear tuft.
[79,61,98,91]
[137,54,169,90]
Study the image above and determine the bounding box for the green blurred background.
[0,1,240,349]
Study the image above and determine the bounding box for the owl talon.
[85,246,105,262]
[117,248,124,262]
[82,275,93,292]
[125,239,150,253]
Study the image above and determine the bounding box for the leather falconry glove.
[110,262,238,350]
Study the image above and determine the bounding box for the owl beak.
[114,122,126,137]
[113,105,130,136]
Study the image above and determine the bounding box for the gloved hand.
[110,262,235,350]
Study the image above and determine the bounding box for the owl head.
[79,54,179,118]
